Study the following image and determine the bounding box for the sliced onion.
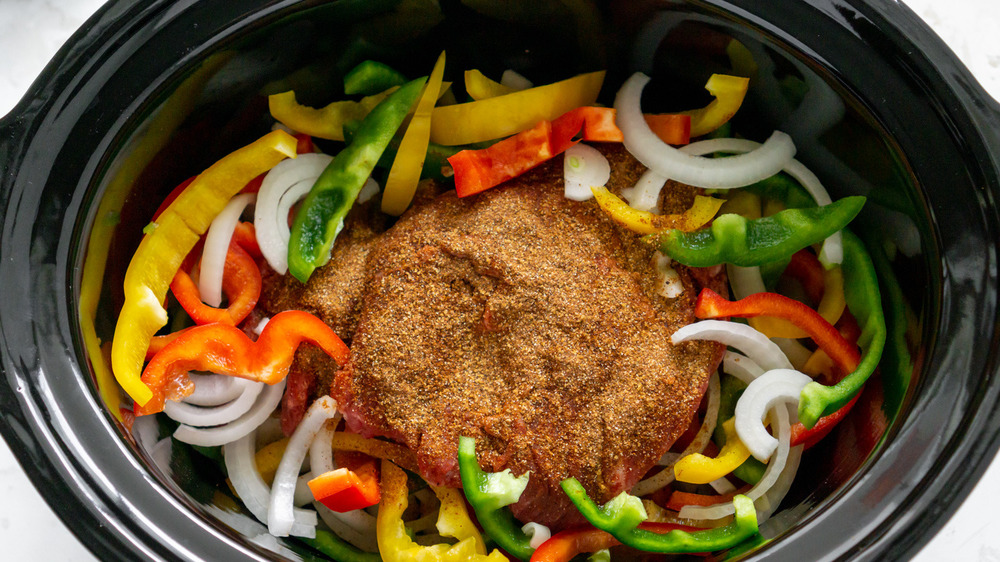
[163,378,264,426]
[357,177,380,204]
[254,153,333,274]
[522,522,552,549]
[295,472,315,507]
[269,396,338,537]
[709,477,737,494]
[563,143,610,201]
[224,427,318,537]
[726,264,766,300]
[631,372,720,496]
[315,503,380,552]
[183,372,248,406]
[174,380,286,447]
[615,73,795,189]
[757,443,803,523]
[200,193,256,307]
[671,320,793,372]
[680,136,842,266]
[734,369,811,462]
[722,351,765,384]
[501,69,533,90]
[620,168,667,213]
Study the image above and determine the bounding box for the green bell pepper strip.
[288,76,426,283]
[798,229,886,428]
[300,528,382,562]
[343,119,490,181]
[344,60,407,95]
[652,196,865,268]
[458,436,536,560]
[560,478,759,554]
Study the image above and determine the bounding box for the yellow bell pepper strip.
[591,186,723,235]
[112,130,297,406]
[255,437,289,486]
[377,459,508,562]
[268,87,398,141]
[465,69,517,100]
[331,432,420,474]
[134,310,348,415]
[673,418,752,485]
[679,74,750,137]
[288,77,427,283]
[382,51,447,216]
[344,60,407,95]
[429,70,606,146]
[560,478,759,554]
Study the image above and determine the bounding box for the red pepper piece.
[694,288,863,447]
[781,249,825,304]
[135,310,349,415]
[530,522,701,562]
[230,221,262,260]
[169,241,261,326]
[308,456,381,512]
[664,486,751,512]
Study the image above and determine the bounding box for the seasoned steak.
[332,145,725,528]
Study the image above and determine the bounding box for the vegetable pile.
[98,49,886,561]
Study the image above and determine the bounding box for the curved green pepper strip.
[288,76,427,282]
[344,60,407,95]
[798,229,886,428]
[653,196,865,268]
[560,478,759,554]
[300,529,382,562]
[458,436,536,561]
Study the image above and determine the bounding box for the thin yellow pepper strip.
[680,74,750,138]
[376,459,507,562]
[111,130,298,406]
[673,419,752,485]
[464,69,516,100]
[751,265,847,339]
[382,52,448,216]
[429,70,605,146]
[331,432,420,474]
[269,88,398,141]
[591,185,724,235]
[255,437,290,486]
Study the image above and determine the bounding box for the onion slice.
[224,427,318,537]
[200,193,256,307]
[620,168,668,213]
[173,380,285,447]
[671,320,793,372]
[734,369,811,462]
[269,396,338,537]
[722,351,765,384]
[183,372,248,406]
[254,153,333,274]
[615,72,795,189]
[563,143,610,201]
[163,378,264,427]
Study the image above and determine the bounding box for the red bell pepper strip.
[169,240,261,326]
[449,106,691,198]
[664,487,750,512]
[529,522,701,562]
[782,249,825,304]
[694,289,862,446]
[308,456,381,512]
[135,310,349,415]
[230,221,262,260]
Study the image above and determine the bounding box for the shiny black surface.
[1,0,999,561]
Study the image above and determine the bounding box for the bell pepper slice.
[112,130,297,406]
[308,458,381,513]
[331,432,421,474]
[560,478,759,554]
[377,459,507,562]
[134,309,348,415]
[679,74,750,137]
[458,436,535,560]
[750,262,846,339]
[529,522,700,562]
[664,487,750,512]
[430,70,606,146]
[344,60,407,95]
[465,69,517,100]
[673,418,752,485]
[653,196,865,267]
[268,88,398,142]
[382,52,447,216]
[288,76,427,282]
[169,240,261,326]
[591,186,723,234]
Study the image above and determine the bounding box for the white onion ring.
[681,136,842,266]
[163,378,264,427]
[269,396,338,537]
[563,143,610,201]
[726,264,766,300]
[757,443,804,523]
[620,168,668,213]
[615,73,796,189]
[315,503,380,552]
[254,153,333,274]
[723,351,765,384]
[223,428,317,537]
[671,320,793,372]
[734,369,811,462]
[183,372,248,406]
[522,522,552,549]
[173,380,285,447]
[200,193,255,307]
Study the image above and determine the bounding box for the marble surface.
[1,0,999,560]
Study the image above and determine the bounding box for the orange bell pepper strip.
[529,522,701,562]
[169,240,261,326]
[112,130,297,407]
[134,309,348,415]
[308,457,381,513]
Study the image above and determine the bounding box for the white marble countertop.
[1,0,999,560]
